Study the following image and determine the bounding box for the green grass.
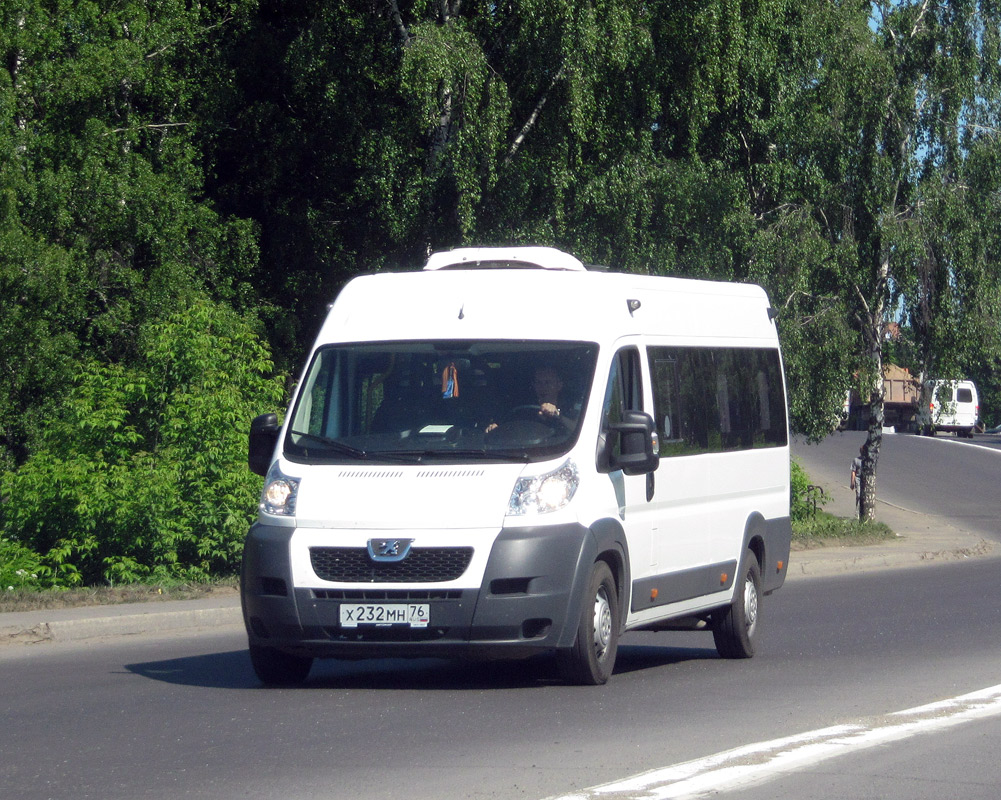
[792,511,896,549]
[0,577,238,614]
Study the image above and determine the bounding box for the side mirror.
[606,410,660,476]
[249,413,280,477]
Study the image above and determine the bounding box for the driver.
[531,365,565,423]
[486,365,577,433]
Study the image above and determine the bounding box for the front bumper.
[240,521,595,660]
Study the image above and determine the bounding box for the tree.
[0,0,262,471]
[812,0,1001,519]
[0,296,284,585]
[0,1,277,582]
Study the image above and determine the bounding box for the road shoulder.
[789,445,998,580]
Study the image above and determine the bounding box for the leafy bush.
[0,537,46,592]
[0,296,284,586]
[790,458,825,522]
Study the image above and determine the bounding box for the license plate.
[339,603,430,628]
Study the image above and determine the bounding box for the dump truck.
[843,364,921,432]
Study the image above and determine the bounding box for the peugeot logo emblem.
[367,538,414,563]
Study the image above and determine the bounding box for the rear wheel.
[713,549,761,659]
[557,561,620,685]
[249,643,313,686]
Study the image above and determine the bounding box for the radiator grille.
[309,547,473,583]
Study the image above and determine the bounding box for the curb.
[0,598,242,647]
[786,535,998,580]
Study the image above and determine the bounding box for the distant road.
[793,430,1001,543]
[968,431,1001,450]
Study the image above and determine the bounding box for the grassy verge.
[792,511,896,550]
[0,577,239,614]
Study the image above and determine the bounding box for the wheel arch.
[555,518,630,648]
[742,512,767,573]
[588,517,631,630]
[742,510,790,594]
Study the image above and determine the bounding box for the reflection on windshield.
[284,341,598,463]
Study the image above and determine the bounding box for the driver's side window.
[601,347,643,462]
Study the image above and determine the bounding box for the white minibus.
[242,246,791,685]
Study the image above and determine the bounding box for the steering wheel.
[509,403,563,427]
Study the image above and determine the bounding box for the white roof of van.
[319,258,777,350]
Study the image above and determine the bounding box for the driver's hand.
[539,403,559,418]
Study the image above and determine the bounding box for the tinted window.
[648,346,786,456]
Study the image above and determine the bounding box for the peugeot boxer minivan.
[241,246,791,685]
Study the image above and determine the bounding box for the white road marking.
[546,683,1001,800]
[909,434,1001,456]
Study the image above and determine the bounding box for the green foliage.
[0,297,283,586]
[748,209,858,441]
[789,459,825,523]
[0,537,45,592]
[0,0,261,469]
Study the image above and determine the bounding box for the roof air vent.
[424,246,586,272]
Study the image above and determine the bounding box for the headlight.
[261,463,300,516]
[507,460,579,516]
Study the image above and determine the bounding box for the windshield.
[284,340,598,464]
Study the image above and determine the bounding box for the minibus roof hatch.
[424,246,586,272]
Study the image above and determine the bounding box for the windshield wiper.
[290,431,370,459]
[289,432,442,464]
[392,449,531,463]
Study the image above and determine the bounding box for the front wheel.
[249,643,313,686]
[557,561,620,685]
[712,549,761,659]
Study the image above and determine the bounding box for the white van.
[918,379,979,437]
[242,246,791,685]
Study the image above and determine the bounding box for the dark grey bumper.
[240,521,603,660]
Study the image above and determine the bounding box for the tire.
[712,549,761,659]
[249,643,313,686]
[556,561,620,685]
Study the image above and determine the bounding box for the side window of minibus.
[601,347,643,460]
[648,351,681,452]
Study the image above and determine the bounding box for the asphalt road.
[3,432,1001,800]
[3,558,1001,800]
[794,429,1001,542]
